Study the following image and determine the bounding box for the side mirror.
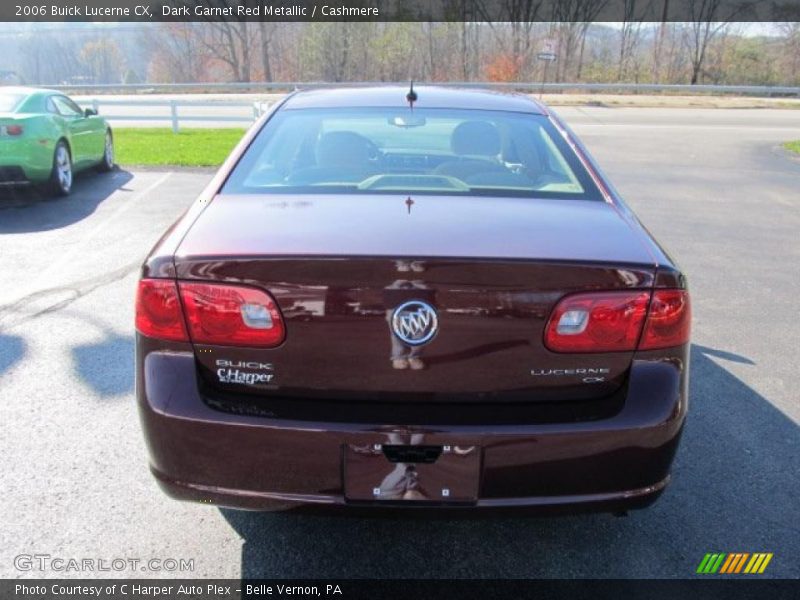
[84,108,98,117]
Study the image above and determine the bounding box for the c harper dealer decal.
[215,359,274,385]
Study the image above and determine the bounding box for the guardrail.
[58,81,800,97]
[67,81,799,131]
[75,98,271,132]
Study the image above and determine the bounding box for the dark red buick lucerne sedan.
[136,86,690,514]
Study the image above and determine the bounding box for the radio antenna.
[406,81,417,108]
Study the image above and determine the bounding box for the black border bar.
[3,0,800,23]
[3,579,800,600]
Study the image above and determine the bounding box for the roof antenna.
[406,81,417,108]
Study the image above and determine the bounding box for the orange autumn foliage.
[485,54,522,82]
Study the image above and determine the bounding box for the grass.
[114,128,246,167]
[783,140,800,155]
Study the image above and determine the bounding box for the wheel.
[49,141,72,196]
[96,130,115,172]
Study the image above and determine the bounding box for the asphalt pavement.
[1,107,798,579]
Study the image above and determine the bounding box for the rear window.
[0,93,25,112]
[223,107,601,200]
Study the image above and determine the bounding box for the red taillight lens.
[1,125,23,136]
[639,290,691,350]
[544,291,650,353]
[179,282,285,347]
[135,279,188,342]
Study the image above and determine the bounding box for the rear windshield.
[0,93,25,112]
[223,107,601,200]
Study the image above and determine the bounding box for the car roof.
[282,85,546,114]
[0,86,61,98]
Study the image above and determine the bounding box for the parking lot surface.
[1,107,799,578]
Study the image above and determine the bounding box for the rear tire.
[48,141,72,197]
[96,130,115,172]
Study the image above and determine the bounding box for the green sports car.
[0,87,114,196]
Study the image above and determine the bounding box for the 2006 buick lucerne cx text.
[135,86,690,514]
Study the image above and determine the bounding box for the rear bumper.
[137,344,688,514]
[153,469,670,515]
[0,138,53,184]
[0,165,29,184]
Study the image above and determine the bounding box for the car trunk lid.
[174,194,656,402]
[177,193,653,264]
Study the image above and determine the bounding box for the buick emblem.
[391,300,439,346]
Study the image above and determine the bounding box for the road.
[1,107,799,579]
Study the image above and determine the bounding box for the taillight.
[1,125,23,136]
[545,291,650,353]
[179,282,285,347]
[135,279,188,342]
[640,290,691,350]
[545,289,690,353]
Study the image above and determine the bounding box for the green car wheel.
[49,141,73,196]
[97,130,114,173]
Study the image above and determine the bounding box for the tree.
[257,22,273,82]
[368,24,423,81]
[618,0,646,81]
[549,0,609,81]
[123,69,141,84]
[485,53,523,82]
[178,1,254,82]
[80,38,124,84]
[652,0,671,81]
[19,33,83,84]
[684,0,750,84]
[476,1,545,79]
[200,22,252,82]
[143,23,208,83]
[778,22,800,84]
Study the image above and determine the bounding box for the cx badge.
[391,300,439,346]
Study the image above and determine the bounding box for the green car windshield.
[223,107,601,200]
[0,93,26,112]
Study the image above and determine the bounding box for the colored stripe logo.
[697,553,773,574]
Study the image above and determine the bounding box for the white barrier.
[77,98,271,132]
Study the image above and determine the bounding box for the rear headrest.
[316,131,372,168]
[451,121,501,157]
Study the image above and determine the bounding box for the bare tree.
[143,23,207,83]
[177,1,253,82]
[16,32,86,85]
[652,0,671,81]
[257,22,273,82]
[618,0,646,80]
[461,20,469,79]
[9,18,799,88]
[778,22,800,84]
[684,0,750,84]
[80,38,124,84]
[299,23,356,81]
[476,1,545,79]
[197,22,252,81]
[442,0,483,80]
[424,22,436,79]
[550,0,608,81]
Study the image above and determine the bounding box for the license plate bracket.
[344,443,480,502]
